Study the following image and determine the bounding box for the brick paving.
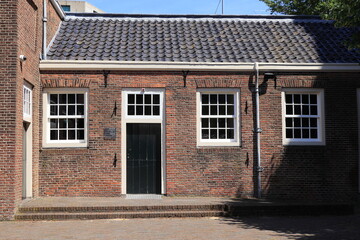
[1,215,360,240]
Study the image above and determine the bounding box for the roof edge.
[39,60,360,72]
[66,12,322,20]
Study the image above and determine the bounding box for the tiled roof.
[46,13,360,63]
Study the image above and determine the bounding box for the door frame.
[121,88,166,195]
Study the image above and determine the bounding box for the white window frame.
[42,88,89,148]
[23,83,32,122]
[282,88,325,146]
[197,88,240,147]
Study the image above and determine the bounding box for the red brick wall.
[39,71,360,201]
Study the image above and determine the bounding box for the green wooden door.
[126,123,161,194]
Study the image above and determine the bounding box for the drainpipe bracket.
[253,128,263,133]
[257,166,264,172]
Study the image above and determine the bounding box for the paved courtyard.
[1,215,360,240]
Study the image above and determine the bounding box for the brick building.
[1,1,360,220]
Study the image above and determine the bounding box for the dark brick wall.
[39,71,360,201]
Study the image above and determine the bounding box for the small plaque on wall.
[104,128,116,140]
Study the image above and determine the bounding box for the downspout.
[254,62,263,198]
[42,0,47,60]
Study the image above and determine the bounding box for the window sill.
[42,142,88,148]
[283,140,325,146]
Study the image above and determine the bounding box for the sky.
[84,0,271,15]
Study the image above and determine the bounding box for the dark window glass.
[153,106,160,115]
[294,118,301,127]
[201,118,209,128]
[153,94,160,104]
[219,94,225,104]
[59,105,67,115]
[202,106,209,115]
[210,106,217,115]
[294,129,301,138]
[302,129,310,138]
[210,94,217,104]
[310,118,317,127]
[227,118,234,128]
[50,130,58,140]
[68,118,75,128]
[294,94,300,103]
[285,94,292,104]
[68,94,75,104]
[227,106,234,115]
[219,118,225,128]
[68,105,75,115]
[302,105,309,115]
[77,106,84,115]
[50,94,58,104]
[210,129,217,139]
[136,94,143,104]
[128,105,135,115]
[59,119,67,128]
[310,94,317,104]
[227,129,234,139]
[145,94,151,104]
[310,106,317,115]
[59,130,67,140]
[77,130,85,140]
[302,118,309,127]
[285,118,292,127]
[210,118,217,128]
[59,94,67,104]
[202,129,209,139]
[219,129,226,139]
[50,119,58,129]
[50,106,58,115]
[294,105,301,115]
[68,130,76,140]
[77,119,84,128]
[219,105,226,115]
[302,94,309,104]
[286,105,293,115]
[145,106,151,115]
[201,94,209,104]
[311,129,318,138]
[286,129,293,138]
[227,94,234,104]
[136,106,143,115]
[128,94,135,104]
[77,94,84,104]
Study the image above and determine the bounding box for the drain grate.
[125,194,162,200]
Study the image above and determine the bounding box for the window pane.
[59,130,67,140]
[218,118,225,128]
[201,118,209,128]
[310,94,317,104]
[227,94,234,104]
[210,129,217,139]
[68,130,76,140]
[302,94,309,104]
[294,105,301,115]
[210,118,217,128]
[286,129,293,138]
[294,94,300,103]
[219,94,225,104]
[153,106,160,115]
[50,106,58,115]
[50,130,58,140]
[145,94,151,104]
[227,118,234,128]
[145,106,151,115]
[227,106,234,115]
[50,119,58,129]
[219,129,226,139]
[310,118,317,127]
[59,94,67,104]
[286,105,293,115]
[59,105,67,115]
[68,94,75,104]
[68,118,75,128]
[302,129,310,138]
[294,118,301,127]
[202,129,209,139]
[210,106,217,115]
[59,119,67,128]
[285,94,292,103]
[77,94,84,104]
[202,106,209,115]
[128,105,135,115]
[227,129,234,139]
[77,130,85,140]
[219,105,226,115]
[302,118,309,127]
[128,94,135,104]
[153,94,160,104]
[311,129,318,138]
[210,94,217,104]
[302,105,309,115]
[68,105,75,115]
[202,94,209,104]
[50,94,58,104]
[77,119,84,128]
[294,129,301,138]
[310,106,317,115]
[285,118,292,127]
[136,94,143,104]
[136,106,143,115]
[77,106,84,115]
